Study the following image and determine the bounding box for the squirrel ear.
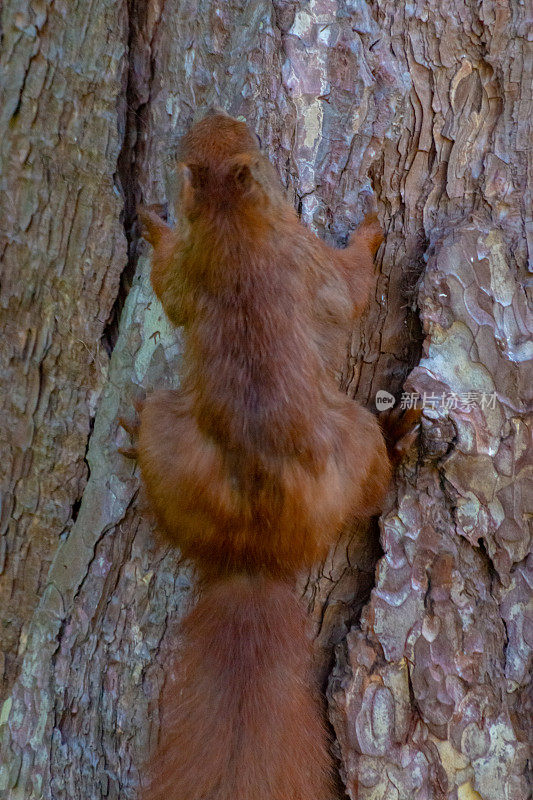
[225,153,260,192]
[179,162,209,215]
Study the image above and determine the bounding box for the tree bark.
[0,1,530,799]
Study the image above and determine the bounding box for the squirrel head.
[176,111,286,219]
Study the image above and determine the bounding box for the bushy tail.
[144,575,333,800]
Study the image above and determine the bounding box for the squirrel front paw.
[137,204,171,247]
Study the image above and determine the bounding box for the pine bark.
[0,1,530,799]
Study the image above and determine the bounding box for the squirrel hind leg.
[136,389,236,555]
[331,401,392,520]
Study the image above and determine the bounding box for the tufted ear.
[178,162,209,215]
[178,154,262,214]
[224,152,261,193]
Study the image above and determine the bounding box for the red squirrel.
[121,110,406,800]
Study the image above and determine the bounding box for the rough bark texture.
[0,2,530,800]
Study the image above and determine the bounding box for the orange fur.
[150,577,332,800]
[132,111,393,800]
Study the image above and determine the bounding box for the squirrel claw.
[118,445,138,460]
[380,406,422,468]
[118,415,139,438]
[133,396,145,415]
[118,397,144,460]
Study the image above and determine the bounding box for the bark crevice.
[104,0,162,355]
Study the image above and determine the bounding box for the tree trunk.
[0,1,530,799]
